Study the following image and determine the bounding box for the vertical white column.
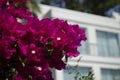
[55,70,64,80]
[92,65,101,80]
[87,27,98,56]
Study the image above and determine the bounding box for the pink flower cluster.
[0,0,86,80]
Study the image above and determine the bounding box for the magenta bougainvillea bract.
[0,0,86,80]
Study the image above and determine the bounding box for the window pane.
[97,31,109,56]
[64,66,91,80]
[78,41,89,54]
[96,31,120,57]
[107,33,120,57]
[101,69,120,80]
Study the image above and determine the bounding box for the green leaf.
[27,0,41,14]
[75,70,94,80]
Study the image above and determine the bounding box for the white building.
[38,4,120,80]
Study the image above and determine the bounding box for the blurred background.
[33,0,120,80]
[40,0,120,17]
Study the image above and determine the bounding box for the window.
[101,69,120,80]
[78,41,89,54]
[96,31,120,57]
[64,66,91,80]
[78,28,89,54]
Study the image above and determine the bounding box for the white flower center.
[31,50,36,54]
[6,2,9,5]
[35,66,42,71]
[57,37,61,40]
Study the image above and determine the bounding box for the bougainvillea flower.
[0,0,86,80]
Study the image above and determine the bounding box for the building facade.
[38,4,120,80]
